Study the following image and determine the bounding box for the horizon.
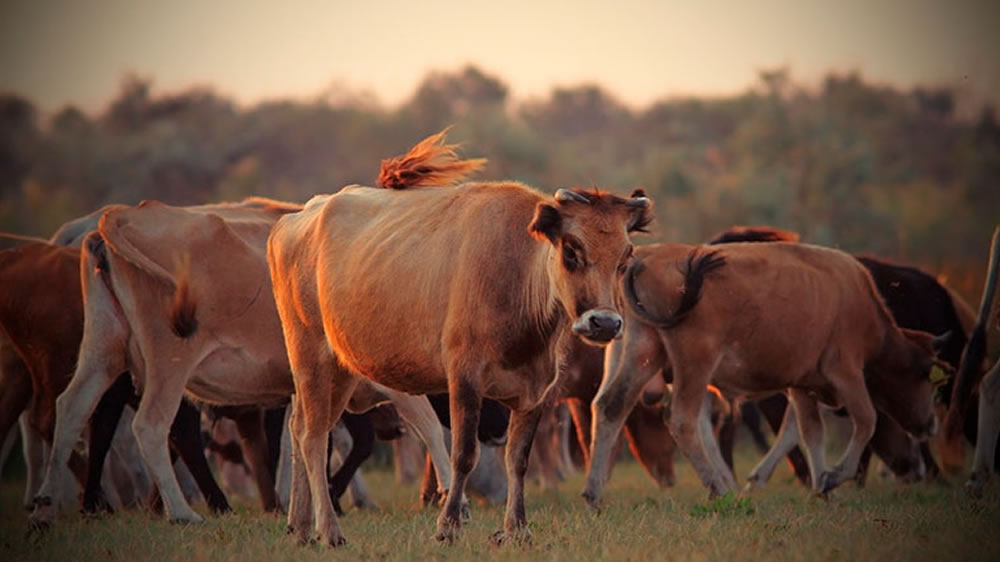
[2,0,998,116]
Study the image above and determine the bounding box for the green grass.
[2,452,999,562]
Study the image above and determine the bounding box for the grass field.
[2,450,998,562]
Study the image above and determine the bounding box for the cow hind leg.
[20,414,43,511]
[131,369,203,523]
[327,413,374,514]
[82,373,132,514]
[967,361,1000,498]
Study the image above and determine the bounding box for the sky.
[1,0,997,114]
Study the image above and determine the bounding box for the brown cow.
[29,198,462,528]
[584,241,941,502]
[267,130,651,546]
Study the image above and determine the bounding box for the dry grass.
[2,450,998,562]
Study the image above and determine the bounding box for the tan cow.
[29,198,461,528]
[267,130,651,546]
[954,226,999,498]
[584,241,941,503]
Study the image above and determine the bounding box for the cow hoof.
[434,517,461,544]
[460,502,471,521]
[322,534,348,548]
[817,471,838,495]
[489,527,532,547]
[168,512,204,525]
[965,479,985,499]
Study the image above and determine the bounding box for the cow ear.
[528,203,562,243]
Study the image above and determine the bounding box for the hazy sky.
[1,0,997,113]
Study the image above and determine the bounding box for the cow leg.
[584,332,665,506]
[167,401,231,514]
[232,408,280,513]
[388,391,464,514]
[0,424,16,476]
[129,367,204,523]
[434,372,481,544]
[666,370,735,498]
[566,398,592,465]
[295,362,358,547]
[740,402,773,455]
[264,407,285,480]
[285,396,313,542]
[816,369,875,494]
[420,451,439,507]
[967,361,1000,498]
[327,412,374,512]
[746,404,800,489]
[82,373,132,513]
[697,392,738,489]
[276,406,292,512]
[29,360,120,528]
[20,414,44,510]
[492,405,544,546]
[786,389,828,492]
[623,405,677,488]
[756,394,812,485]
[717,411,737,471]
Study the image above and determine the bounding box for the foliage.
[0,66,996,300]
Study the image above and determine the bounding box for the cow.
[706,226,970,486]
[953,226,999,498]
[267,129,651,546]
[28,198,461,529]
[583,241,942,503]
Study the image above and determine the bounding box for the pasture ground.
[1,447,999,561]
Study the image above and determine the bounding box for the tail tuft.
[170,255,198,338]
[377,128,486,190]
[625,248,726,329]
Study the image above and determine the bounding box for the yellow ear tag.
[929,365,948,387]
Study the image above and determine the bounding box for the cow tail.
[376,127,487,189]
[170,253,198,339]
[624,248,725,329]
[944,226,1000,428]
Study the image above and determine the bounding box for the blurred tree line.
[0,65,996,300]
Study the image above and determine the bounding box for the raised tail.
[376,128,487,189]
[624,248,726,329]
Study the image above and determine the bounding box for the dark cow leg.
[491,405,543,546]
[327,412,375,516]
[740,402,772,455]
[855,446,874,488]
[756,394,811,486]
[717,412,736,471]
[420,452,439,507]
[919,443,942,480]
[82,373,133,513]
[623,404,676,487]
[565,398,592,465]
[168,401,230,514]
[232,408,280,513]
[264,407,286,479]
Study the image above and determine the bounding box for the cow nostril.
[612,318,622,332]
[589,315,602,330]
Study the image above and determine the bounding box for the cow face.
[870,328,947,441]
[529,188,653,346]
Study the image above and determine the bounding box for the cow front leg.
[584,333,664,507]
[435,372,481,544]
[492,405,544,546]
[387,391,466,515]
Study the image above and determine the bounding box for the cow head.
[869,328,951,441]
[529,188,653,345]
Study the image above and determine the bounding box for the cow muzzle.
[572,309,623,345]
[913,414,939,442]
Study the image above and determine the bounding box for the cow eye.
[562,245,580,272]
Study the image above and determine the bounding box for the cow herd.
[0,130,997,547]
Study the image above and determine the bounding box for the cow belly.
[185,348,291,407]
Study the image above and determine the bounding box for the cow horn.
[626,196,651,209]
[555,189,591,204]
